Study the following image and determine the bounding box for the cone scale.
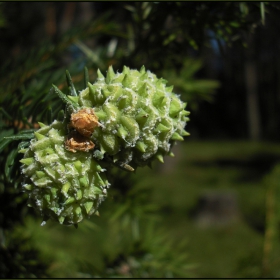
[20,120,109,226]
[77,65,190,168]
[19,65,190,226]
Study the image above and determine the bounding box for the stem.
[51,85,79,112]
[262,178,276,277]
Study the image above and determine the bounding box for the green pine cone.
[71,66,190,168]
[19,120,109,226]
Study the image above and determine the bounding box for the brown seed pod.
[70,108,99,137]
[65,131,95,153]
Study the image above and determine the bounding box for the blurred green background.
[1,2,280,278]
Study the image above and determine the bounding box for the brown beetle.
[70,108,99,138]
[65,131,95,153]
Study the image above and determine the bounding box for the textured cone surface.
[78,66,190,167]
[20,120,109,225]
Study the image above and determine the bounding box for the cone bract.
[77,66,190,168]
[20,120,109,225]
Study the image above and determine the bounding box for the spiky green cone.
[19,120,109,226]
[73,66,190,168]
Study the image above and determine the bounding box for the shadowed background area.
[1,2,280,278]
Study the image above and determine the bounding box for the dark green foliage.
[94,224,192,278]
[0,1,278,278]
[115,2,269,69]
[0,10,124,277]
[0,235,50,278]
[0,181,27,230]
[261,164,280,277]
[161,58,220,111]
